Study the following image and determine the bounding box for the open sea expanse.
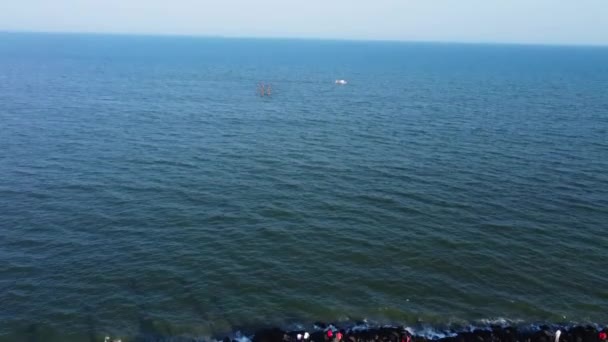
[0,32,607,341]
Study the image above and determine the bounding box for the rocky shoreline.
[249,325,607,342]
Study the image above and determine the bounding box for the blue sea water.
[0,32,607,341]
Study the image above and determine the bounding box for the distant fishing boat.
[335,79,347,85]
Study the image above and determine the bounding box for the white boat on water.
[335,79,347,85]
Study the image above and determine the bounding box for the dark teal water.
[1,33,608,341]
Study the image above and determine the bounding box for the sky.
[2,0,608,46]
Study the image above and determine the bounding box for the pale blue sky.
[2,0,608,45]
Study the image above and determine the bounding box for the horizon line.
[2,29,608,48]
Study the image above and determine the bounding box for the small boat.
[335,79,347,85]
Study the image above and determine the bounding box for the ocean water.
[1,32,608,341]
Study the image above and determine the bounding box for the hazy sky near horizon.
[2,0,608,45]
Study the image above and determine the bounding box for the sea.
[0,32,607,341]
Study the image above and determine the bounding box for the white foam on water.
[233,336,251,342]
[350,322,370,332]
[406,326,457,340]
[229,331,251,342]
[477,317,523,326]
